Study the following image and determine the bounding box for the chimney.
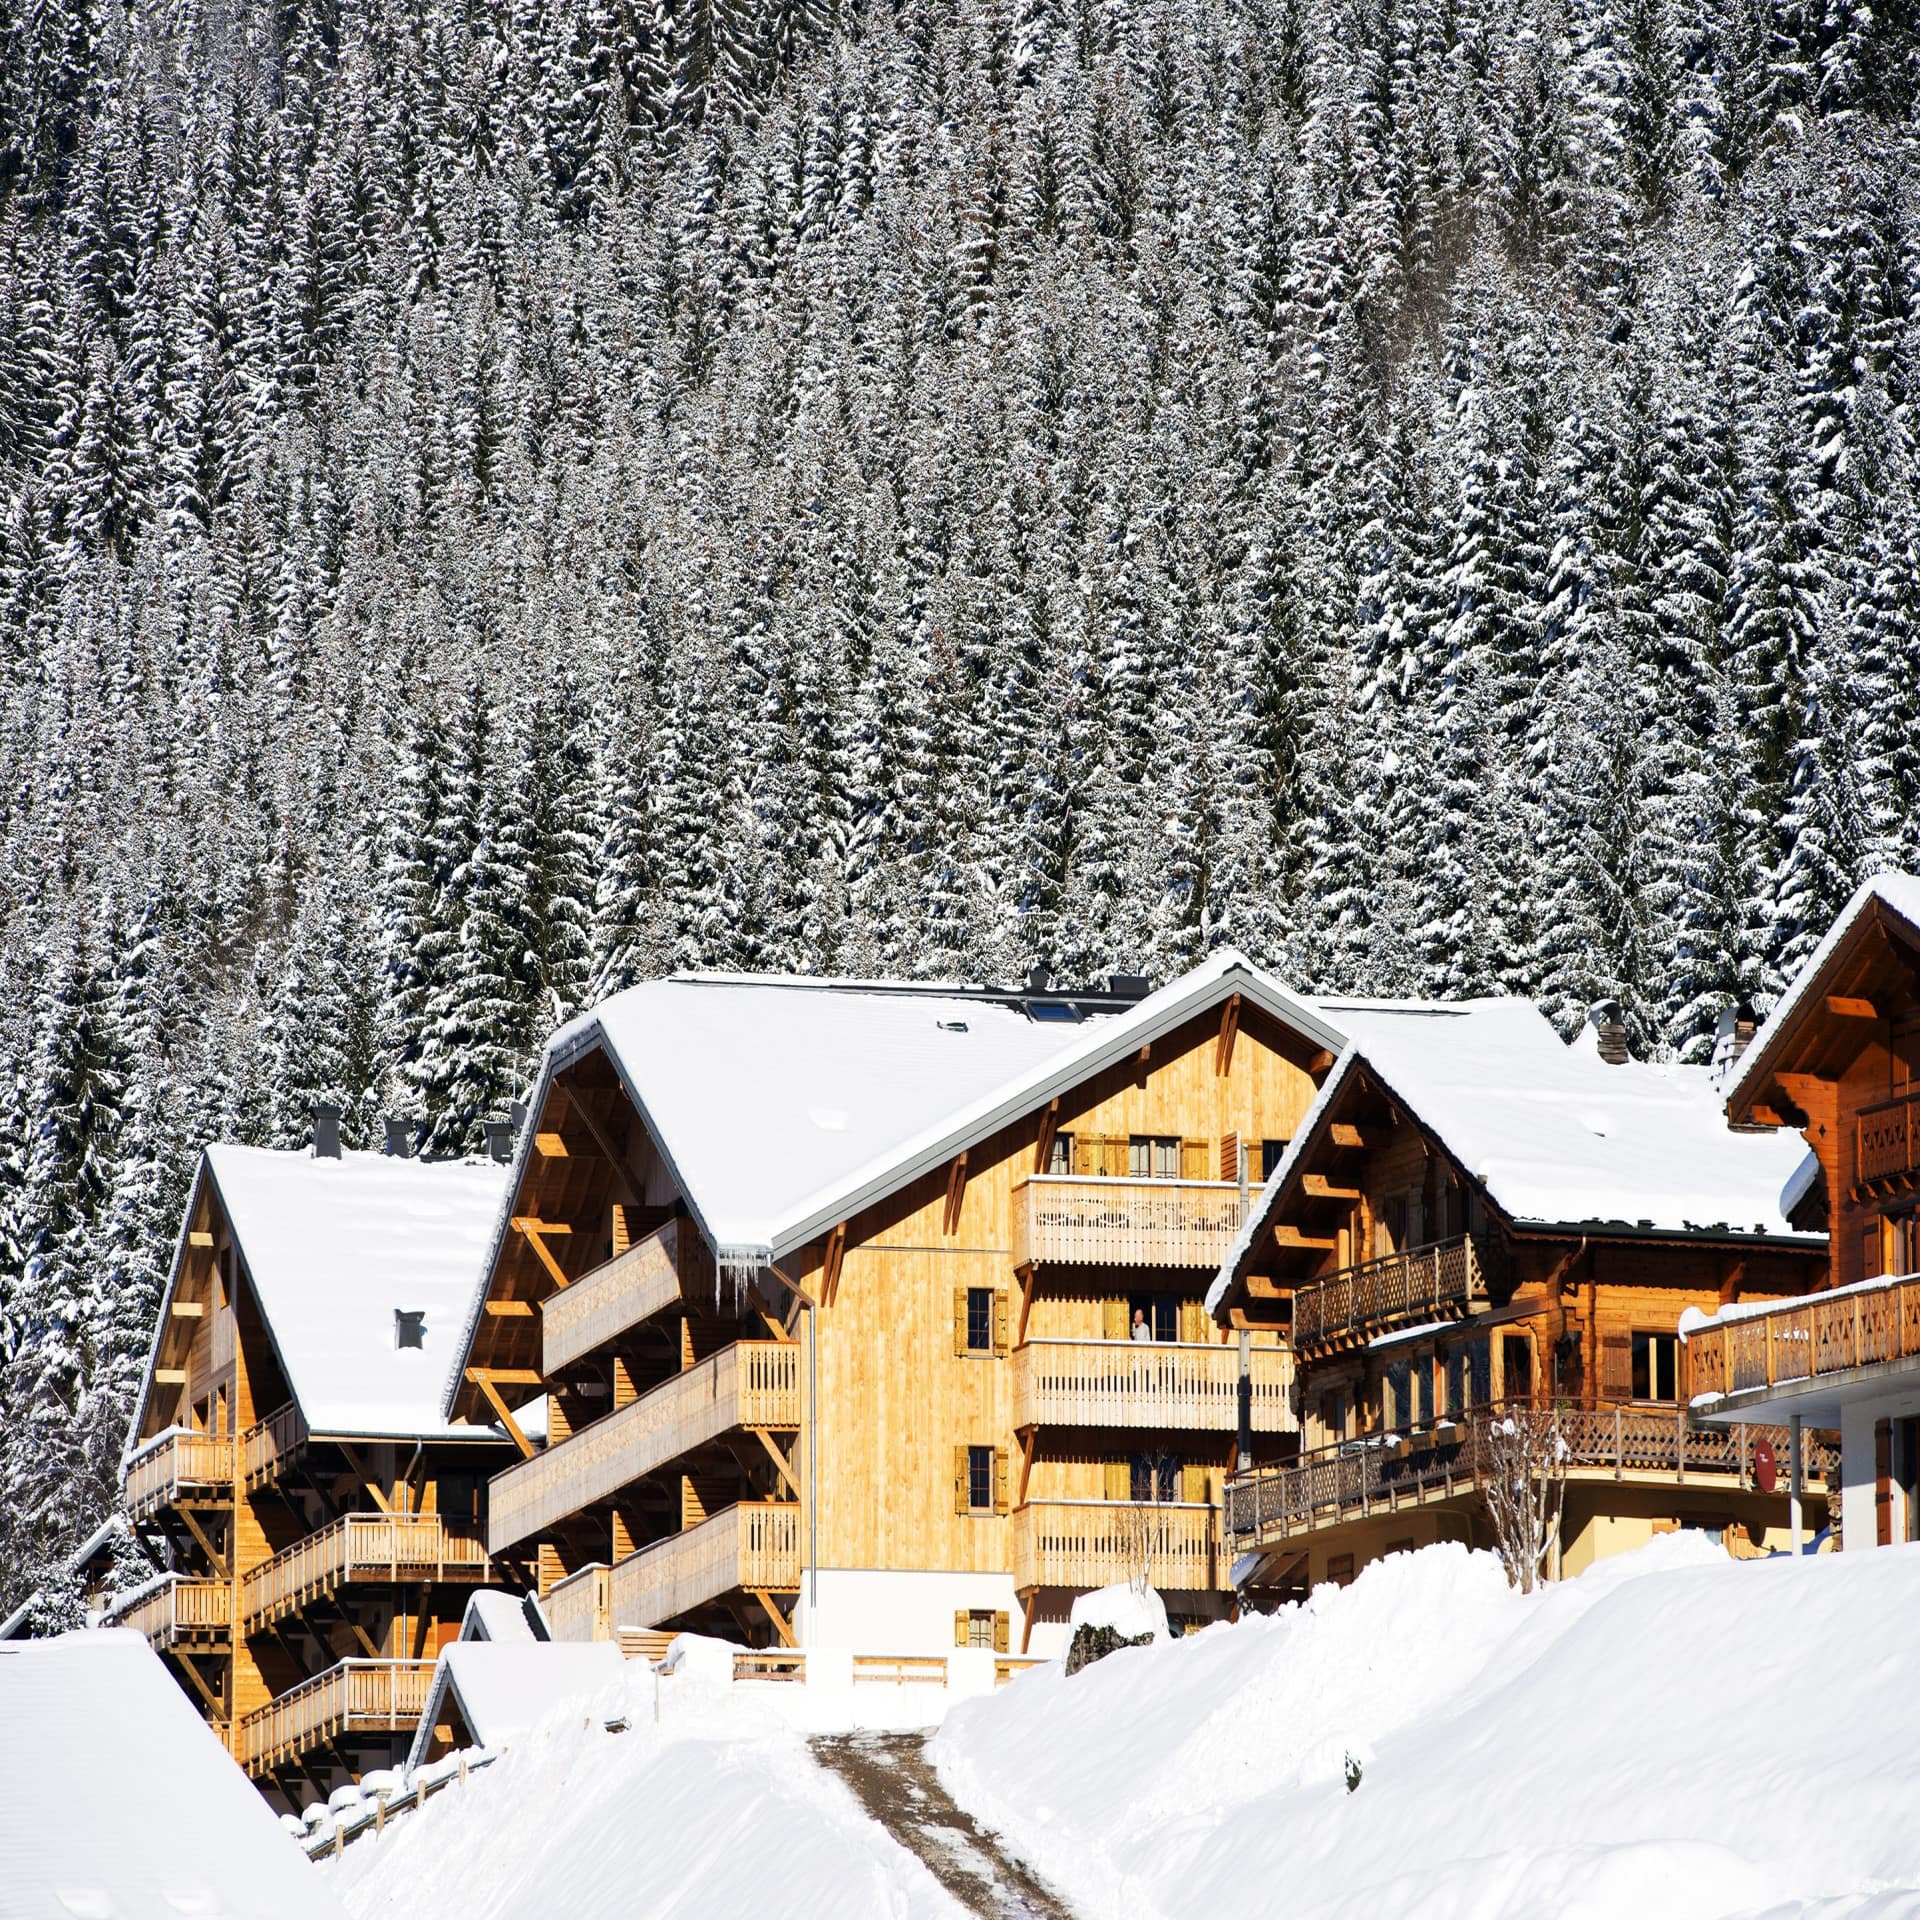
[484,1120,514,1165]
[393,1309,426,1350]
[1710,1002,1760,1072]
[1587,999,1629,1066]
[310,1103,342,1160]
[509,1100,529,1136]
[1024,961,1053,995]
[1107,973,1151,1002]
[384,1116,414,1159]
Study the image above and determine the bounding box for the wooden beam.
[1826,994,1881,1019]
[172,1650,225,1720]
[1245,1274,1296,1299]
[484,1298,535,1317]
[748,1589,797,1648]
[169,1300,206,1319]
[466,1366,544,1385]
[467,1370,537,1458]
[338,1443,393,1515]
[565,1093,641,1206]
[1307,1049,1337,1077]
[1270,1227,1338,1250]
[764,1261,819,1311]
[1015,1428,1035,1508]
[1215,993,1242,1076]
[1033,1098,1060,1176]
[512,1217,573,1289]
[1014,1262,1035,1347]
[1329,1123,1373,1149]
[747,1427,802,1500]
[177,1508,228,1580]
[822,1224,846,1307]
[534,1131,568,1158]
[345,1614,383,1660]
[189,1230,214,1249]
[155,1367,187,1386]
[1301,1174,1360,1201]
[943,1152,969,1237]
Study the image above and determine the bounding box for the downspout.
[808,1301,819,1612]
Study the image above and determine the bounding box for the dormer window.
[394,1310,426,1350]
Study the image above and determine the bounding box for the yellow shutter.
[993,1448,1009,1514]
[1218,1132,1240,1183]
[1103,1297,1129,1341]
[954,1446,971,1514]
[1179,1298,1209,1344]
[1072,1134,1098,1175]
[953,1286,969,1357]
[1103,1136,1130,1178]
[993,1289,1010,1355]
[1104,1457,1131,1500]
[993,1611,1010,1654]
[1181,1137,1208,1179]
[1183,1463,1210,1504]
[954,1609,969,1648]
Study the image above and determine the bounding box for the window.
[1129,1294,1178,1342]
[1378,1197,1406,1258]
[1131,1453,1179,1502]
[956,1608,1006,1650]
[1325,1553,1356,1588]
[1385,1538,1414,1558]
[1048,1132,1072,1175]
[966,1287,993,1353]
[1130,1135,1180,1179]
[1319,1389,1347,1444]
[1468,1338,1492,1408]
[1384,1359,1412,1430]
[1502,1334,1533,1405]
[1631,1331,1678,1401]
[968,1445,995,1512]
[1865,1222,1886,1282]
[1261,1140,1289,1181]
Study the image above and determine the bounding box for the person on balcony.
[1131,1308,1154,1342]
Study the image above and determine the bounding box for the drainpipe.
[1789,1412,1804,1556]
[808,1301,819,1613]
[1237,1330,1253,1475]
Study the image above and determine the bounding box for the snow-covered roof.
[0,1630,346,1918]
[1726,870,1920,1113]
[1211,999,1822,1313]
[143,1145,513,1443]
[405,1640,627,1770]
[461,1588,547,1643]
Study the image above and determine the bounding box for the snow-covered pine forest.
[0,0,1915,1611]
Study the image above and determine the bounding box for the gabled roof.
[137,1145,513,1445]
[405,1640,626,1771]
[1725,871,1920,1118]
[1210,998,1823,1314]
[446,952,1343,1413]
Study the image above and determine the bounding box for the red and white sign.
[1755,1438,1778,1494]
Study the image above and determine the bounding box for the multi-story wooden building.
[1690,874,1920,1549]
[445,956,1333,1656]
[1211,997,1830,1592]
[115,1136,516,1810]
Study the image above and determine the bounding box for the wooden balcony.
[1011,1500,1220,1593]
[239,1659,436,1777]
[544,1217,715,1375]
[242,1401,308,1492]
[1011,1176,1244,1269]
[1223,1403,1839,1548]
[1290,1235,1492,1355]
[488,1340,799,1553]
[105,1576,231,1651]
[545,1563,614,1642]
[124,1430,233,1522]
[1688,1277,1920,1401]
[1857,1093,1920,1189]
[240,1513,489,1632]
[1012,1339,1295,1433]
[594,1500,802,1633]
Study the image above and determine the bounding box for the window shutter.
[993,1448,1009,1514]
[1600,1334,1632,1400]
[1179,1298,1209,1344]
[1104,1457,1131,1501]
[1181,1138,1208,1180]
[954,1609,969,1648]
[1103,1297,1129,1341]
[993,1289,1010,1356]
[1103,1136,1129,1179]
[1183,1463,1210,1504]
[993,1611,1010,1654]
[1864,1223,1884,1281]
[953,1287,969,1357]
[1073,1134,1098,1176]
[953,1446,970,1515]
[1218,1133,1240,1183]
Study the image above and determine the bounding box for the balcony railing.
[1010,1176,1245,1269]
[1223,1402,1839,1546]
[1010,1500,1219,1592]
[1688,1275,1920,1401]
[105,1576,231,1650]
[1857,1093,1920,1186]
[488,1340,800,1553]
[124,1430,234,1522]
[545,1563,614,1643]
[242,1401,308,1492]
[1290,1235,1491,1353]
[239,1659,436,1777]
[543,1217,715,1376]
[240,1513,489,1632]
[584,1500,801,1634]
[1012,1339,1294,1432]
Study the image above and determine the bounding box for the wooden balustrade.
[1688,1276,1920,1402]
[1857,1092,1920,1186]
[123,1430,234,1521]
[1011,1177,1245,1269]
[546,1563,614,1642]
[1291,1235,1492,1353]
[1011,1339,1294,1432]
[105,1576,232,1649]
[242,1400,309,1492]
[240,1513,489,1631]
[1010,1499,1219,1592]
[239,1659,437,1777]
[604,1501,802,1631]
[543,1217,715,1375]
[1224,1402,1839,1545]
[489,1340,799,1552]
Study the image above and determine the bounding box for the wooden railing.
[1291,1236,1491,1352]
[543,1217,715,1375]
[124,1430,234,1521]
[105,1576,231,1649]
[240,1513,489,1632]
[1012,1339,1294,1432]
[1857,1093,1920,1185]
[1010,1500,1219,1592]
[488,1340,800,1552]
[242,1401,308,1491]
[1223,1402,1839,1545]
[603,1501,802,1631]
[239,1659,436,1776]
[1688,1275,1920,1400]
[1011,1177,1245,1269]
[546,1563,614,1642]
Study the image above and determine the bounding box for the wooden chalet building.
[445,954,1332,1656]
[1211,997,1830,1592]
[1689,874,1920,1550]
[115,1135,517,1810]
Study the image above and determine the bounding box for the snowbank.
[330,1655,965,1920]
[1068,1581,1168,1640]
[932,1537,1920,1920]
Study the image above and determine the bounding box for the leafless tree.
[1481,1407,1568,1593]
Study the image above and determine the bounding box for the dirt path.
[809,1733,1077,1920]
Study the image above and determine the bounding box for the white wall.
[793,1568,1025,1654]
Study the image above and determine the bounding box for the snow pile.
[1068,1581,1169,1641]
[329,1655,965,1920]
[933,1537,1920,1920]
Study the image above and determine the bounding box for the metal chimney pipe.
[384,1116,414,1159]
[484,1120,514,1165]
[310,1103,342,1160]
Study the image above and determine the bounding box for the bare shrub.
[1481,1407,1568,1593]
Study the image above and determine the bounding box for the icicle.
[714,1249,769,1318]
